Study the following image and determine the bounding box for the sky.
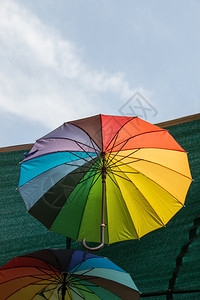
[0,0,199,147]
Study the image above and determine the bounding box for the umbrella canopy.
[0,249,140,299]
[18,114,192,250]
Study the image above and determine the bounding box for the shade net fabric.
[0,117,199,299]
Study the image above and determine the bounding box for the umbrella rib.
[68,168,99,175]
[24,137,100,162]
[67,121,101,153]
[64,286,73,300]
[69,272,100,294]
[64,160,100,174]
[70,277,99,287]
[108,157,141,171]
[90,135,101,157]
[43,136,100,153]
[32,291,48,300]
[71,267,95,277]
[18,160,97,190]
[106,171,125,189]
[106,138,130,169]
[106,128,167,152]
[74,140,101,168]
[116,163,164,221]
[0,265,59,282]
[35,264,61,281]
[70,283,95,295]
[107,171,134,183]
[29,275,57,283]
[67,285,85,299]
[117,163,166,221]
[116,163,184,225]
[110,152,192,180]
[57,283,72,300]
[3,276,54,300]
[37,285,60,300]
[113,167,166,231]
[64,162,94,168]
[70,280,96,291]
[68,262,87,277]
[138,168,188,207]
[52,163,98,239]
[88,172,102,190]
[109,159,142,168]
[108,168,140,239]
[111,169,139,174]
[116,158,188,226]
[36,285,58,292]
[104,116,136,152]
[32,257,62,282]
[78,171,99,184]
[39,265,60,280]
[108,149,140,168]
[67,151,98,168]
[0,272,51,285]
[67,164,100,174]
[63,156,101,188]
[105,131,120,164]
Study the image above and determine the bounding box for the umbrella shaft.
[101,153,106,226]
[81,153,107,251]
[61,273,67,300]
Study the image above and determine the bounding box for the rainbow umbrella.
[0,249,140,299]
[18,114,192,251]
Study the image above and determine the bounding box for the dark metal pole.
[166,291,173,300]
[61,272,67,300]
[100,152,106,244]
[66,237,71,249]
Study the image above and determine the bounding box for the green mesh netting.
[0,150,67,263]
[0,118,199,299]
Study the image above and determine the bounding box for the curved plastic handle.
[82,239,104,252]
[82,224,105,252]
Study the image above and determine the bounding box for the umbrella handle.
[82,223,105,252]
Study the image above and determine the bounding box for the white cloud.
[0,0,142,130]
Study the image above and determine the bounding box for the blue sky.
[0,0,199,147]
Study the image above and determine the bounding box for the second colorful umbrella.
[0,249,140,299]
